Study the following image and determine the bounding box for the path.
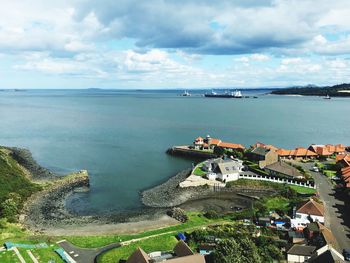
[12,247,26,263]
[57,240,121,263]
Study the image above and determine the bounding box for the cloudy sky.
[1,0,350,89]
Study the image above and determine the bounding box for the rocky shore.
[141,169,276,209]
[21,170,92,229]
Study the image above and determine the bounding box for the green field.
[97,234,178,263]
[264,197,290,212]
[289,185,317,194]
[66,212,228,248]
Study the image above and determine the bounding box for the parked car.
[311,166,319,172]
[343,249,350,261]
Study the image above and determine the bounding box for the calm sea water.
[0,89,349,215]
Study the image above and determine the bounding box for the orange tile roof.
[341,166,350,173]
[209,138,221,145]
[297,199,325,217]
[335,144,346,153]
[253,142,278,151]
[336,154,347,162]
[315,146,333,156]
[276,148,292,156]
[325,144,336,154]
[218,142,245,149]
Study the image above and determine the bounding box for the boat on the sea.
[324,94,331,99]
[181,90,191,96]
[205,90,242,98]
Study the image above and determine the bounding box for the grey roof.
[126,248,150,263]
[309,248,344,263]
[265,161,304,178]
[174,240,194,257]
[251,146,270,156]
[287,245,316,256]
[288,231,305,238]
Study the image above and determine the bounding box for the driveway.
[57,240,121,263]
[297,161,350,250]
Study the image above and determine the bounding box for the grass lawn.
[289,185,317,195]
[323,170,337,178]
[66,212,228,248]
[264,197,290,212]
[192,162,206,176]
[97,234,178,263]
[0,223,28,244]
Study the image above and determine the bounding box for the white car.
[312,167,319,172]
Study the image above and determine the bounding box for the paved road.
[57,240,121,263]
[298,161,350,250]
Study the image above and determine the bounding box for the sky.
[1,0,350,89]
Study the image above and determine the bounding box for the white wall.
[287,254,311,263]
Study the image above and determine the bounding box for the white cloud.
[251,54,269,61]
[281,57,303,65]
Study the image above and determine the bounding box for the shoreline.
[13,147,276,235]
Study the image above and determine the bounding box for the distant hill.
[271,83,350,97]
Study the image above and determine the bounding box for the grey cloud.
[73,0,329,55]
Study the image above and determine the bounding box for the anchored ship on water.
[205,90,243,98]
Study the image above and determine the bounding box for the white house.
[287,245,316,263]
[205,158,244,183]
[291,199,325,229]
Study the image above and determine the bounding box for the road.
[57,240,121,263]
[298,161,350,250]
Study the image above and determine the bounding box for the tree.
[214,146,225,156]
[213,237,262,263]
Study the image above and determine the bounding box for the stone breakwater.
[142,169,278,209]
[142,169,214,207]
[21,170,92,229]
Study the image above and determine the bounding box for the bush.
[204,210,220,219]
[167,207,188,223]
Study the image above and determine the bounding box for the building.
[126,240,205,263]
[192,135,244,151]
[287,244,316,263]
[248,146,279,168]
[305,222,338,250]
[308,245,344,262]
[251,142,279,152]
[276,148,317,160]
[264,161,304,179]
[205,158,244,183]
[291,200,325,229]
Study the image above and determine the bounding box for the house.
[308,245,344,262]
[192,135,245,151]
[291,147,318,159]
[251,142,279,152]
[336,154,350,168]
[249,146,279,168]
[287,244,316,263]
[205,158,244,183]
[264,161,304,179]
[126,240,205,263]
[291,200,325,229]
[276,147,317,160]
[305,222,338,249]
[288,231,306,244]
[308,145,333,158]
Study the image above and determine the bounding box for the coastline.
[14,147,276,235]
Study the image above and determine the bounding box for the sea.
[0,89,349,215]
